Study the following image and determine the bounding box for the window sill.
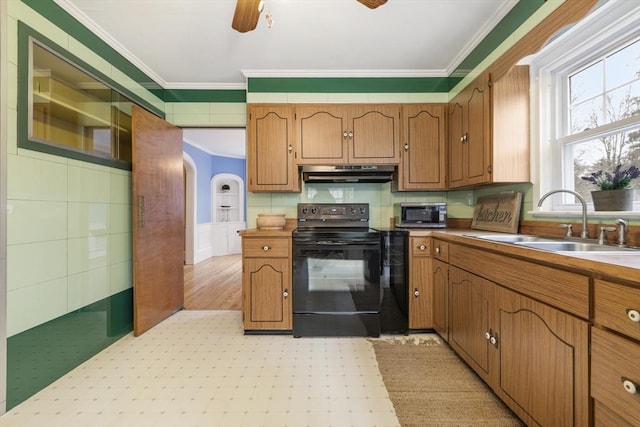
[530,210,640,220]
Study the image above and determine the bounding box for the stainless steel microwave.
[394,203,447,228]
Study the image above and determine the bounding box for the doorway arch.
[183,152,196,265]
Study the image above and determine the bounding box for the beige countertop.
[409,228,640,284]
[238,221,640,284]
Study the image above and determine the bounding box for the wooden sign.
[471,192,523,233]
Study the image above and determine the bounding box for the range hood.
[301,165,395,183]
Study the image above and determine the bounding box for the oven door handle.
[296,239,378,246]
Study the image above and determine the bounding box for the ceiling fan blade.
[232,0,262,33]
[357,0,388,9]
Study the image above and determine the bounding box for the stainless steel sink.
[469,234,556,243]
[514,241,637,252]
[468,233,638,253]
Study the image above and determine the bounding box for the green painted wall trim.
[164,89,247,103]
[248,77,450,93]
[6,288,133,410]
[450,0,546,78]
[21,0,162,96]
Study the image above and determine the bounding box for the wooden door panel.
[409,256,432,329]
[247,105,298,191]
[350,106,400,163]
[243,258,291,329]
[432,259,448,340]
[498,286,589,427]
[296,106,346,164]
[448,101,464,186]
[449,266,492,379]
[465,75,491,184]
[402,104,446,189]
[132,106,184,336]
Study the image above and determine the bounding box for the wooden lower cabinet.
[448,262,589,426]
[592,278,640,426]
[497,286,589,427]
[241,236,292,331]
[432,258,449,341]
[408,236,433,329]
[449,266,496,383]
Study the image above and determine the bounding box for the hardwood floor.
[184,254,242,310]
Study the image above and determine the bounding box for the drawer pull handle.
[627,309,640,323]
[435,247,441,254]
[621,378,638,395]
[418,245,427,251]
[262,245,270,251]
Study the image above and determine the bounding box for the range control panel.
[297,203,369,225]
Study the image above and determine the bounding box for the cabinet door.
[242,257,292,330]
[247,105,299,192]
[464,73,492,186]
[349,105,400,164]
[448,99,464,187]
[448,265,495,383]
[497,286,589,427]
[296,105,347,164]
[432,258,449,341]
[398,104,447,190]
[408,237,432,329]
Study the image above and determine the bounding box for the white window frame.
[530,0,640,216]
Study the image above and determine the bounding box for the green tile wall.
[6,289,132,410]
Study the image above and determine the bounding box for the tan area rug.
[370,336,524,427]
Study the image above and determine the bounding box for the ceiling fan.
[232,0,388,33]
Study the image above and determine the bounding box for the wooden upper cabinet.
[396,104,447,191]
[296,104,400,165]
[448,65,529,189]
[448,72,492,188]
[247,105,300,192]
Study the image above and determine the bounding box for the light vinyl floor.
[0,310,401,427]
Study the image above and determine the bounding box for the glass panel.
[566,124,640,203]
[570,61,602,103]
[606,39,640,90]
[30,42,132,163]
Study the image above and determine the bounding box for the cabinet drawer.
[410,237,431,257]
[243,238,290,258]
[591,328,640,426]
[594,400,635,427]
[594,279,640,341]
[432,240,449,262]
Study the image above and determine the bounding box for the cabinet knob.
[435,247,441,254]
[627,309,640,322]
[485,331,491,340]
[288,144,293,153]
[404,144,409,151]
[348,131,353,139]
[283,289,289,298]
[343,131,348,138]
[414,288,420,297]
[262,245,270,251]
[621,378,638,394]
[490,336,497,346]
[418,245,427,251]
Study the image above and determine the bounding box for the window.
[29,42,133,165]
[533,1,640,211]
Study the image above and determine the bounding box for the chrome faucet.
[615,218,628,246]
[538,189,589,239]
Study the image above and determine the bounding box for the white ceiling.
[53,0,520,157]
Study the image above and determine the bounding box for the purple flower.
[581,164,640,190]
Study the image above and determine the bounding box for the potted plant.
[581,164,640,211]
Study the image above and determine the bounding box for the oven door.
[292,236,381,314]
